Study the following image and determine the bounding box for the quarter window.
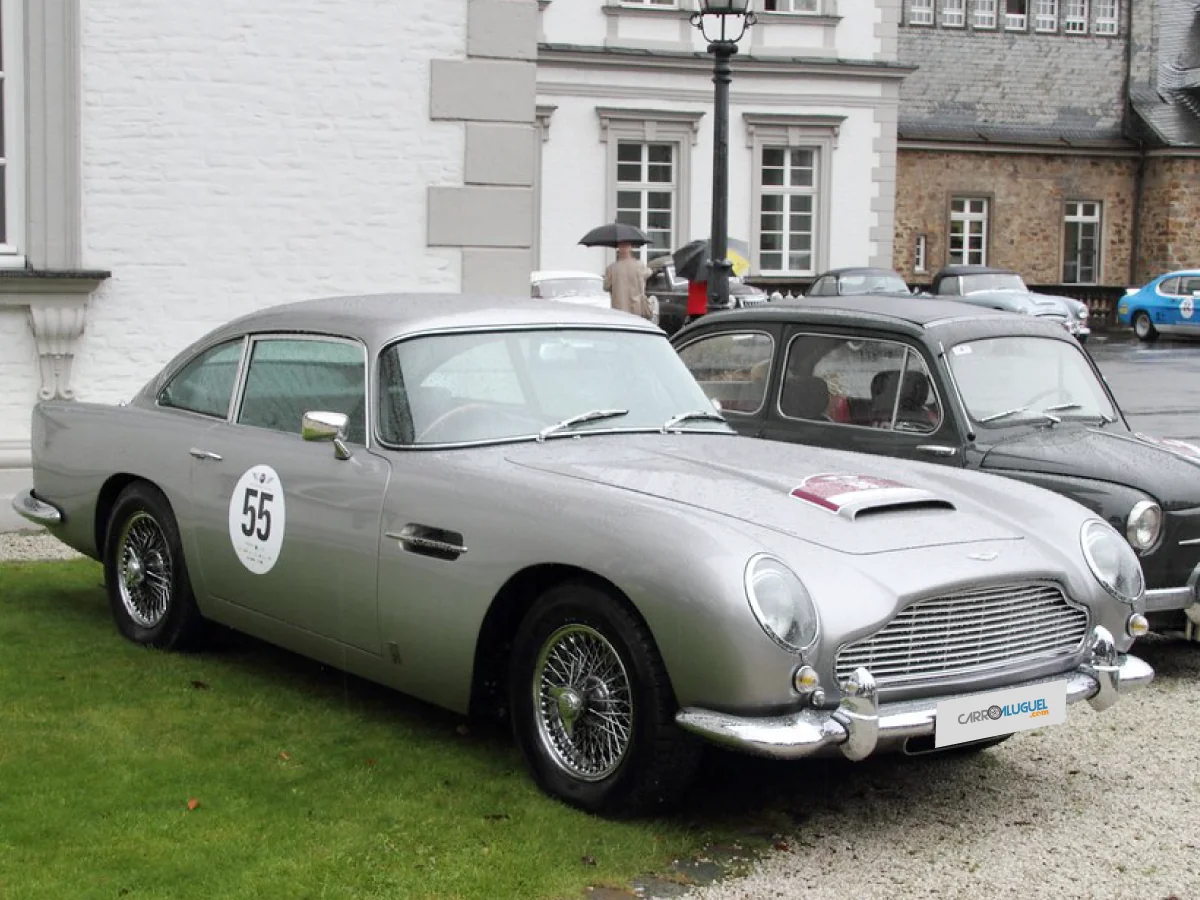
[779,335,942,433]
[159,340,244,419]
[1157,277,1181,297]
[949,198,989,266]
[616,141,675,263]
[1034,0,1058,30]
[1063,201,1101,284]
[677,332,775,415]
[759,147,817,274]
[237,338,367,444]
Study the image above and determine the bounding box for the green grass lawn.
[0,560,743,900]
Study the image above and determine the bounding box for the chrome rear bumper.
[11,489,64,527]
[676,626,1152,761]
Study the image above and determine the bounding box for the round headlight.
[744,555,819,652]
[1081,520,1145,604]
[1125,500,1163,552]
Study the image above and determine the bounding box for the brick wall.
[1136,156,1200,283]
[893,150,1138,285]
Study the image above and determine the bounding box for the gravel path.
[684,635,1200,900]
[0,531,84,562]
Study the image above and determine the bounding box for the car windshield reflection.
[842,275,909,295]
[948,337,1116,427]
[537,277,605,299]
[378,329,733,446]
[960,273,1027,294]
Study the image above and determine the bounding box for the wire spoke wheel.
[116,511,173,628]
[533,624,633,782]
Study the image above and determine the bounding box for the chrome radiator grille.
[835,583,1089,686]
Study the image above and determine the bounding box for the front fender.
[984,469,1151,534]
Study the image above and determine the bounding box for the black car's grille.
[835,582,1089,686]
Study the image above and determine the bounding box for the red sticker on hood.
[791,474,909,513]
[1135,433,1200,460]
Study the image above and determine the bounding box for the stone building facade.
[893,0,1200,290]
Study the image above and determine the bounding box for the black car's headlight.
[1125,500,1163,552]
[744,554,820,653]
[1081,520,1145,604]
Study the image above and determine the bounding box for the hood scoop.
[790,474,956,521]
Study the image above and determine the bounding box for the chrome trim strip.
[1144,585,1196,612]
[1179,537,1200,547]
[11,490,64,527]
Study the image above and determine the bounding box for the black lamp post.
[691,0,756,311]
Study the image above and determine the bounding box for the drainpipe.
[1123,0,1145,286]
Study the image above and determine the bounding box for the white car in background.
[531,270,658,324]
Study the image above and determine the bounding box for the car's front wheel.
[103,482,204,650]
[509,581,701,815]
[1133,311,1159,342]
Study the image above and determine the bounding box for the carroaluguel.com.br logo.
[958,698,1051,725]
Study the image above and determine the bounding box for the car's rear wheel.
[509,581,701,815]
[1133,311,1159,342]
[103,482,203,650]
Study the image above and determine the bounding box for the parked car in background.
[13,294,1152,814]
[806,267,912,298]
[646,257,768,335]
[1117,270,1200,342]
[531,270,659,326]
[930,265,1090,342]
[672,295,1200,640]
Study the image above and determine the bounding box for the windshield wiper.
[537,408,628,442]
[1043,402,1082,413]
[661,409,726,432]
[979,406,1061,425]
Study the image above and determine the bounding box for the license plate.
[934,681,1068,748]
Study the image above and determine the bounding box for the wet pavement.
[1087,330,1200,442]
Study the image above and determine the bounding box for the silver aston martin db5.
[14,294,1153,814]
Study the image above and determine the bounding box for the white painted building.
[0,0,905,530]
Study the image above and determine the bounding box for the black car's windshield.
[378,329,732,445]
[959,273,1027,294]
[841,273,909,295]
[948,336,1116,427]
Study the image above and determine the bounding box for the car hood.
[505,435,1023,555]
[979,426,1200,510]
[964,290,1071,315]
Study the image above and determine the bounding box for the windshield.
[840,273,909,295]
[378,329,732,445]
[960,273,1027,294]
[948,337,1116,426]
[536,277,605,299]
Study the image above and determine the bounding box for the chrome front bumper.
[11,489,63,527]
[676,626,1153,762]
[1145,564,1200,614]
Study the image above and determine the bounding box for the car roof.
[1153,270,1200,279]
[818,267,906,278]
[935,265,1017,277]
[531,270,604,282]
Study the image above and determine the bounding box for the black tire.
[103,482,204,650]
[1133,311,1159,342]
[509,581,701,815]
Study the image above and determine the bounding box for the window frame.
[948,197,990,267]
[764,0,822,13]
[941,0,967,27]
[908,0,936,25]
[156,337,250,422]
[1033,0,1059,31]
[1092,0,1117,34]
[1063,0,1088,33]
[972,0,998,29]
[0,0,26,264]
[914,234,928,274]
[615,140,677,264]
[674,329,777,417]
[1062,200,1102,285]
[1003,0,1029,29]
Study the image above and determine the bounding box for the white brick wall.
[0,308,39,442]
[74,0,469,404]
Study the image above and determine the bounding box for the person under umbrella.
[579,223,655,322]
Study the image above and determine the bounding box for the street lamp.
[691,0,756,311]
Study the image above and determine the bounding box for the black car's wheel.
[510,581,701,815]
[103,482,204,650]
[1133,311,1159,342]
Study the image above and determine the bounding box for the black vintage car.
[645,257,769,336]
[671,295,1200,637]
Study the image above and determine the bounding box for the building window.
[616,142,675,263]
[1004,0,1028,28]
[1034,0,1058,29]
[1063,201,1101,284]
[619,0,676,6]
[941,0,967,26]
[1063,0,1088,33]
[972,0,998,28]
[0,0,25,262]
[949,198,988,266]
[1092,0,1117,33]
[765,0,821,11]
[909,0,935,24]
[915,234,928,273]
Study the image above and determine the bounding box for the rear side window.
[1158,277,1180,297]
[159,339,244,419]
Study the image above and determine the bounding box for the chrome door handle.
[189,448,223,461]
[386,524,468,560]
[916,444,958,457]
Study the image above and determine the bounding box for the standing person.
[603,242,653,320]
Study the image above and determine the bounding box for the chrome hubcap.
[116,512,172,628]
[533,624,633,782]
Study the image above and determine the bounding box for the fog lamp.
[1127,613,1150,638]
[793,665,820,694]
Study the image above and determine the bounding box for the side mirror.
[302,410,352,460]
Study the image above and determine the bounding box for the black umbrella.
[578,222,651,248]
[672,239,711,282]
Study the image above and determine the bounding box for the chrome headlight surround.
[1125,500,1163,553]
[744,554,820,654]
[1081,519,1146,605]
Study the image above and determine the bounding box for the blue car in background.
[1118,270,1200,342]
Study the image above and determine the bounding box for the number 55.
[241,488,274,542]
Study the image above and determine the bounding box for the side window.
[676,331,775,414]
[780,334,942,433]
[808,277,830,297]
[1158,277,1180,297]
[237,338,367,444]
[159,339,244,419]
[936,276,959,296]
[1182,276,1200,296]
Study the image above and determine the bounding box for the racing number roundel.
[228,465,286,574]
[1182,297,1195,320]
